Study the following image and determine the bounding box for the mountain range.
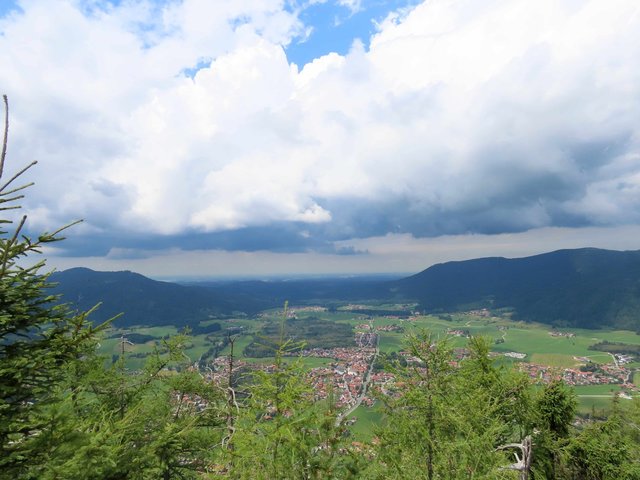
[397,248,640,330]
[50,248,640,330]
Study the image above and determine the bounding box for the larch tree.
[373,333,530,479]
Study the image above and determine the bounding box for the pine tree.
[12,327,229,479]
[530,378,577,479]
[0,95,105,476]
[564,395,640,480]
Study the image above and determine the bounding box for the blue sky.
[0,1,20,20]
[1,0,640,277]
[285,0,419,67]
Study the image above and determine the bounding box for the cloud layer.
[2,0,640,260]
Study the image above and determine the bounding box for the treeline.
[589,340,640,355]
[190,321,222,335]
[107,332,157,343]
[199,335,231,365]
[243,317,354,357]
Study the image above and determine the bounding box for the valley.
[100,302,640,439]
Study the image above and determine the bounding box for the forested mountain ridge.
[51,248,640,330]
[49,269,395,327]
[49,267,237,327]
[396,248,640,329]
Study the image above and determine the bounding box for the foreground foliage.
[0,95,105,475]
[372,335,529,479]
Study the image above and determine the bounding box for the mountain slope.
[49,268,235,328]
[395,248,640,329]
[49,248,640,330]
[48,269,395,328]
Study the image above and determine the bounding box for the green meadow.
[100,309,640,369]
[346,404,385,442]
[99,307,640,423]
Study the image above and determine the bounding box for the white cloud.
[2,0,640,258]
[336,0,362,15]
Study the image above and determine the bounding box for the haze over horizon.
[2,0,640,277]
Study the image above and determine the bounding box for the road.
[578,394,635,399]
[335,337,379,426]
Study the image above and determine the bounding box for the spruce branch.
[0,182,34,197]
[0,214,26,275]
[0,160,37,194]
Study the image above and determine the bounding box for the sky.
[1,0,640,278]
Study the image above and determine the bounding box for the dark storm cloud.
[42,223,347,257]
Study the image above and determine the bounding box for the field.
[99,305,640,438]
[529,353,579,368]
[101,308,640,376]
[346,404,384,442]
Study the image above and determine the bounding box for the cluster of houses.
[355,332,378,348]
[614,353,634,365]
[548,331,576,338]
[197,340,383,411]
[206,356,249,384]
[518,361,635,390]
[446,328,470,337]
[290,305,327,313]
[465,308,491,317]
[355,322,404,333]
[504,351,527,359]
[194,319,638,429]
[306,346,377,409]
[376,324,404,333]
[344,304,369,310]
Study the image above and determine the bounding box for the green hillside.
[396,248,640,329]
[50,248,640,331]
[49,268,236,328]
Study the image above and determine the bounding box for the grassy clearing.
[184,334,214,361]
[125,356,149,371]
[498,328,588,356]
[589,330,640,345]
[219,334,253,358]
[239,356,335,370]
[378,333,404,353]
[299,357,335,368]
[98,325,221,367]
[315,311,357,322]
[573,384,638,416]
[581,353,614,363]
[529,353,580,368]
[577,396,615,416]
[346,404,384,442]
[128,325,178,337]
[573,384,624,395]
[98,337,122,356]
[575,394,637,416]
